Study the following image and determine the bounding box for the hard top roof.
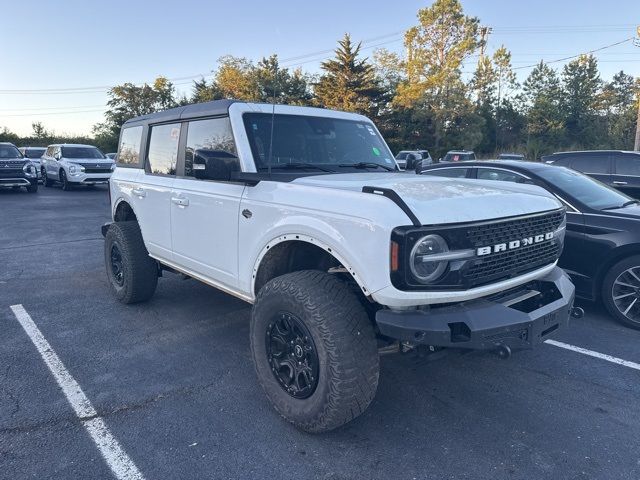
[123,99,238,126]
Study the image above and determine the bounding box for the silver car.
[19,147,46,182]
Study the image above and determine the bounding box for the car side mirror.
[192,149,239,181]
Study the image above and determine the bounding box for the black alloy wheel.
[266,312,319,399]
[110,243,125,287]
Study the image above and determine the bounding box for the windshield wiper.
[338,162,395,171]
[601,199,639,211]
[258,163,335,173]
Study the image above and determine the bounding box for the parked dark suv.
[542,150,640,199]
[0,142,38,193]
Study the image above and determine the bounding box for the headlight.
[22,162,36,176]
[69,164,77,173]
[409,234,449,283]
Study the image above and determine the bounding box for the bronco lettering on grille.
[476,232,554,256]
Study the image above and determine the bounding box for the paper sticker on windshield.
[384,158,393,164]
[372,147,381,156]
[357,124,365,129]
[366,126,376,136]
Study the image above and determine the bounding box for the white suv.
[41,144,115,190]
[104,100,577,432]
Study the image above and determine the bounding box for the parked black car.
[419,160,640,329]
[0,142,38,193]
[542,150,640,199]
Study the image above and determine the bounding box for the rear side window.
[424,168,469,178]
[570,154,609,174]
[184,117,237,178]
[147,123,181,175]
[616,154,640,176]
[477,168,524,183]
[117,126,143,167]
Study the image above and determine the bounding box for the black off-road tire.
[251,270,379,433]
[104,221,158,304]
[43,169,53,187]
[26,183,38,193]
[602,255,640,330]
[60,169,72,191]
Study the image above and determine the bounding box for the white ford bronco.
[103,100,577,432]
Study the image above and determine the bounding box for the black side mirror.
[192,149,239,181]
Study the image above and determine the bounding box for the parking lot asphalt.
[1,185,640,480]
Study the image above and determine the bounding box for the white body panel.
[110,102,564,307]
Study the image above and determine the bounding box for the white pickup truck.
[103,100,577,432]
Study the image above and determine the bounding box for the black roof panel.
[123,99,239,126]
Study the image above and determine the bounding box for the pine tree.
[314,34,383,117]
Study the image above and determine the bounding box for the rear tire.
[104,221,158,304]
[602,255,640,330]
[251,270,379,433]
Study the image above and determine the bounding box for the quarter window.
[118,126,143,166]
[184,118,237,178]
[616,155,640,176]
[147,123,181,175]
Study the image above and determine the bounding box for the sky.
[1,0,639,137]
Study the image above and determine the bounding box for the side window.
[570,154,609,174]
[616,155,640,176]
[184,117,237,178]
[147,123,181,175]
[477,168,524,183]
[424,168,469,178]
[117,126,143,167]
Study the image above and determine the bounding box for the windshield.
[25,148,45,158]
[0,145,22,159]
[61,146,105,159]
[537,166,633,210]
[396,152,409,160]
[243,113,395,171]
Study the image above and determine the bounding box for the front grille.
[466,209,565,247]
[0,169,24,177]
[79,163,112,174]
[462,209,565,286]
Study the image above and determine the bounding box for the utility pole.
[634,26,640,151]
[479,26,492,59]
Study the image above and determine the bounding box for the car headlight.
[22,162,36,176]
[409,234,449,283]
[69,164,77,173]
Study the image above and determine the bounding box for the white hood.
[292,173,562,224]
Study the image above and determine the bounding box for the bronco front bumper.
[376,267,575,350]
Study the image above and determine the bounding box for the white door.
[132,122,182,261]
[170,117,244,288]
[171,179,244,287]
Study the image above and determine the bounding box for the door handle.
[132,188,146,198]
[612,181,628,186]
[171,196,189,207]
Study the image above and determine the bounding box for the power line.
[512,37,635,70]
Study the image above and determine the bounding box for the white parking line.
[545,339,640,371]
[9,304,145,480]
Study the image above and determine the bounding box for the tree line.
[2,0,639,160]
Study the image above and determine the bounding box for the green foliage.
[314,34,384,117]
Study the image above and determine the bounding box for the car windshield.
[25,148,45,158]
[0,145,22,159]
[536,166,634,210]
[396,152,409,160]
[243,113,395,171]
[61,146,104,159]
[499,154,523,160]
